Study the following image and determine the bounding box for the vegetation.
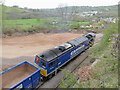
[59,22,118,88]
[70,22,90,29]
[91,22,118,58]
[3,18,60,35]
[59,69,80,88]
[3,18,55,29]
[3,18,92,35]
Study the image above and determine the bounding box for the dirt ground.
[2,33,83,58]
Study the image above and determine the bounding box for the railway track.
[55,51,89,88]
[38,50,89,88]
[35,82,45,89]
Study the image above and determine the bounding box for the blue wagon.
[0,61,41,89]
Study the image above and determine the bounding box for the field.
[3,18,90,31]
[3,18,58,29]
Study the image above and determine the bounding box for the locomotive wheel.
[43,76,47,81]
[48,74,53,79]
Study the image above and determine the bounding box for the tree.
[57,4,71,32]
[57,3,68,21]
[70,6,79,21]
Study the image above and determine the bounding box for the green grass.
[69,21,90,25]
[3,18,90,31]
[69,21,90,29]
[4,19,44,29]
[3,18,58,30]
[80,22,118,88]
[59,69,80,88]
[91,22,118,58]
[81,42,118,88]
[78,22,90,24]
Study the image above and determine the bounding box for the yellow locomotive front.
[34,56,47,77]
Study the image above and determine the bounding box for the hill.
[1,5,118,36]
[2,5,118,20]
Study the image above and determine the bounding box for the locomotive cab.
[34,43,73,78]
[35,56,47,77]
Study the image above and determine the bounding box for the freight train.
[0,33,96,89]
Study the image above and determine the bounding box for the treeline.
[2,5,118,20]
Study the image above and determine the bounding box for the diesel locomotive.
[34,33,96,80]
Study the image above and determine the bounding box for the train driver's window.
[86,35,91,39]
[48,61,55,68]
[40,61,46,68]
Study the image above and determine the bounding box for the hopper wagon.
[0,61,41,89]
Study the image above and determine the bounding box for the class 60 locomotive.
[0,33,96,89]
[34,33,96,80]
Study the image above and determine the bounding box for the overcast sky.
[3,0,120,9]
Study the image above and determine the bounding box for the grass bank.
[59,22,118,88]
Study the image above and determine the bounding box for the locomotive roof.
[37,43,72,62]
[37,36,88,62]
[68,36,88,46]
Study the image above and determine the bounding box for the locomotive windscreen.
[40,61,46,68]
